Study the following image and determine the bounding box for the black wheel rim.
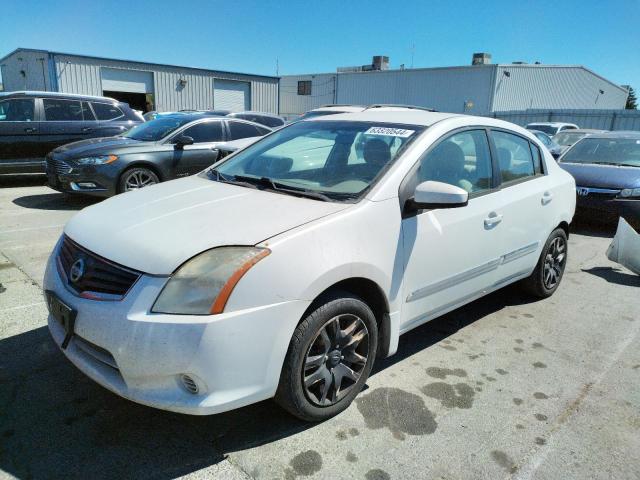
[302,314,369,407]
[543,237,566,289]
[125,171,157,191]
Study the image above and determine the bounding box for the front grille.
[46,155,73,175]
[576,186,620,200]
[57,235,141,300]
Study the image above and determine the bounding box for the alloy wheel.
[302,314,369,406]
[125,171,157,191]
[543,236,566,289]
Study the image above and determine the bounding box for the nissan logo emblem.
[69,258,85,283]
[577,187,589,197]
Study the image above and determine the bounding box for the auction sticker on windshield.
[365,127,415,137]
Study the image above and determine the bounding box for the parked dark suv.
[0,91,142,174]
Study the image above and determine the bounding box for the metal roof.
[0,48,279,80]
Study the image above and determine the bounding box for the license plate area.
[45,290,76,349]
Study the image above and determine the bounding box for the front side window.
[493,130,536,184]
[297,80,312,96]
[228,121,262,140]
[180,121,224,143]
[210,121,422,199]
[91,102,124,121]
[560,137,640,167]
[43,99,84,121]
[416,130,493,194]
[0,98,35,121]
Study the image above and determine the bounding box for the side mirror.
[408,181,469,210]
[174,135,194,148]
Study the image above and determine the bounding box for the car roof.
[581,130,640,140]
[527,122,577,127]
[313,105,368,113]
[305,109,460,127]
[0,90,120,103]
[558,129,607,134]
[230,111,283,118]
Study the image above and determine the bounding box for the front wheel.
[521,228,568,298]
[275,293,378,421]
[118,167,159,193]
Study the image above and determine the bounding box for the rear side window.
[81,101,95,121]
[43,99,84,121]
[492,131,535,184]
[228,121,262,140]
[180,121,224,143]
[0,98,35,121]
[91,102,124,121]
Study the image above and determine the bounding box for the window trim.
[297,80,312,96]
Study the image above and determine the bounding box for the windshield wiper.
[208,169,259,188]
[231,174,334,202]
[590,161,639,168]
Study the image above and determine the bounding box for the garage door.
[101,68,154,94]
[214,79,250,112]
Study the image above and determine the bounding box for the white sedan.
[44,108,576,421]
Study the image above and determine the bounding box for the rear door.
[169,120,226,176]
[0,97,41,172]
[489,129,552,283]
[38,98,97,156]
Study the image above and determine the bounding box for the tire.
[275,292,378,422]
[118,167,159,193]
[521,228,568,298]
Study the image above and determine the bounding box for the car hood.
[64,176,349,275]
[52,136,153,158]
[559,162,640,189]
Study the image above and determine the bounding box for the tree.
[626,86,637,110]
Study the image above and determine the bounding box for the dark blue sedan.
[559,131,640,227]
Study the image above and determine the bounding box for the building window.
[298,80,312,96]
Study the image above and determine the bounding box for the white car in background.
[526,122,579,136]
[45,109,575,421]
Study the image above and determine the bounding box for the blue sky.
[2,0,639,90]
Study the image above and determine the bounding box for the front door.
[170,120,226,176]
[0,97,41,173]
[400,129,506,332]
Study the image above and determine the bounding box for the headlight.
[152,247,270,315]
[619,188,640,198]
[75,155,118,165]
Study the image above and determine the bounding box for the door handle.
[541,191,554,205]
[484,212,503,228]
[24,127,38,133]
[81,127,92,132]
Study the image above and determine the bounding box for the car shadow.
[13,193,100,211]
[581,266,639,287]
[0,285,535,479]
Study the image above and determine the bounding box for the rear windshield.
[122,116,193,141]
[208,120,424,200]
[561,137,640,167]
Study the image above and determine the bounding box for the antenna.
[276,58,279,76]
[410,43,415,68]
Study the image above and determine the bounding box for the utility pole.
[410,43,415,69]
[276,58,279,76]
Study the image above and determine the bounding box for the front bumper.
[44,245,310,415]
[575,194,640,225]
[45,156,119,197]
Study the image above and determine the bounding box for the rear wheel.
[118,167,159,193]
[275,292,378,421]
[521,228,568,298]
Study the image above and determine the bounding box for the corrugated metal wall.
[51,53,278,113]
[490,65,628,111]
[279,73,336,118]
[492,109,640,131]
[0,50,53,91]
[336,66,495,114]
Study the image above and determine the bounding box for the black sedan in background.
[46,114,271,197]
[559,131,640,227]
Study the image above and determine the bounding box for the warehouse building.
[280,54,629,118]
[0,48,279,114]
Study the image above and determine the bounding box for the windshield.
[553,132,587,146]
[122,116,193,141]
[561,137,640,167]
[206,120,424,200]
[528,125,557,135]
